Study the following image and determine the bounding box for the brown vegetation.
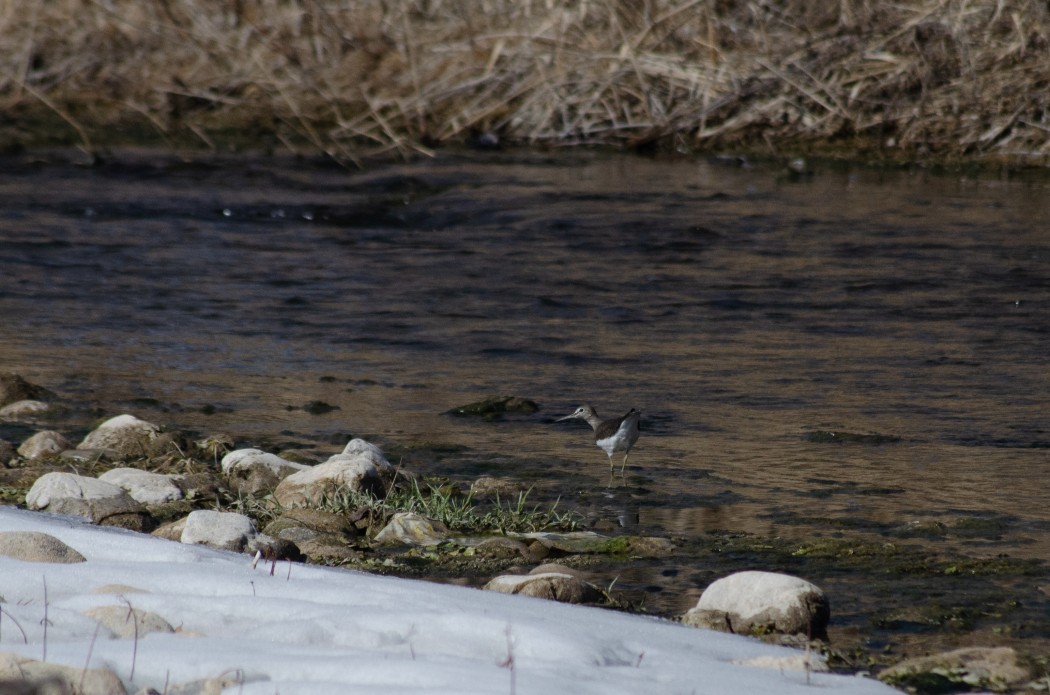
[1,0,1049,163]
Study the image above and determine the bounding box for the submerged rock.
[0,373,53,407]
[878,646,1034,693]
[78,413,161,458]
[470,475,528,498]
[0,399,52,420]
[17,430,70,459]
[25,472,148,529]
[446,396,539,420]
[682,570,830,640]
[0,531,86,563]
[484,571,605,605]
[373,512,449,546]
[222,448,311,496]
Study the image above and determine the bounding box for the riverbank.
[2,374,1050,691]
[2,0,1049,166]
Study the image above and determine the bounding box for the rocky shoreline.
[1,372,1047,693]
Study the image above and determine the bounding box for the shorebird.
[557,405,641,476]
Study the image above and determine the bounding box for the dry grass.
[1,0,1049,163]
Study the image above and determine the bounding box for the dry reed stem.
[0,0,1047,162]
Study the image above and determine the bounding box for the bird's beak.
[556,413,576,422]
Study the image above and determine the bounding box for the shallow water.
[2,150,1049,639]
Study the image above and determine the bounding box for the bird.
[557,405,641,476]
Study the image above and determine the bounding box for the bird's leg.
[607,454,615,477]
[620,453,629,476]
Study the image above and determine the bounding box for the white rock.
[181,510,259,552]
[98,467,185,505]
[84,605,175,639]
[273,452,383,507]
[0,399,51,419]
[342,438,395,472]
[683,571,830,638]
[78,413,160,452]
[17,430,71,459]
[221,448,310,496]
[25,472,145,523]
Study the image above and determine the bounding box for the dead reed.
[1,0,1048,163]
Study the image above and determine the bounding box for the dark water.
[2,150,1050,652]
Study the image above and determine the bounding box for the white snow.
[0,507,900,694]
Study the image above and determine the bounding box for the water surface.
[2,150,1049,633]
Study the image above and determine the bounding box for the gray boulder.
[17,430,70,459]
[273,452,384,507]
[484,572,605,604]
[25,472,148,528]
[0,373,52,406]
[221,448,310,496]
[682,570,830,639]
[99,467,185,505]
[0,531,86,563]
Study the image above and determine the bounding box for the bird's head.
[556,405,596,422]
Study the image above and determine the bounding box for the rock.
[0,438,13,464]
[197,432,235,459]
[373,512,449,546]
[0,531,86,563]
[529,563,587,580]
[78,414,161,458]
[473,537,533,560]
[0,652,127,695]
[273,452,384,507]
[341,438,396,474]
[0,373,53,407]
[181,510,260,552]
[515,531,674,557]
[484,572,605,604]
[734,653,829,673]
[264,508,359,538]
[878,646,1034,693]
[0,399,52,420]
[99,467,185,505]
[682,571,830,640]
[446,396,539,419]
[16,430,70,460]
[221,448,310,496]
[25,472,148,527]
[84,605,175,638]
[295,538,362,564]
[470,476,528,498]
[152,516,188,542]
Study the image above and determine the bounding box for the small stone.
[0,531,86,563]
[473,537,532,560]
[446,396,539,419]
[470,476,528,498]
[879,646,1033,692]
[17,430,71,460]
